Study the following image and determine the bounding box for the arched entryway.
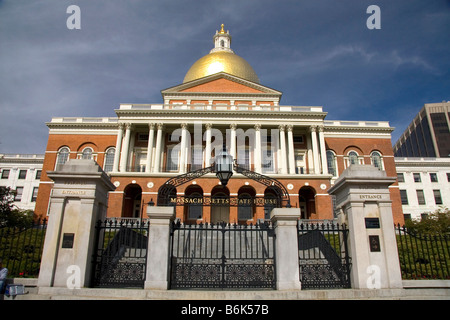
[237,185,256,222]
[299,186,316,219]
[264,186,282,220]
[184,185,203,222]
[210,185,230,223]
[122,184,143,218]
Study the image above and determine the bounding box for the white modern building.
[0,153,44,211]
[395,157,450,220]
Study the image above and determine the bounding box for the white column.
[153,123,163,173]
[318,125,328,175]
[119,123,132,172]
[278,125,287,174]
[286,125,296,174]
[179,123,188,173]
[310,126,320,174]
[254,124,262,173]
[113,123,123,172]
[205,123,212,167]
[145,123,155,173]
[230,124,237,171]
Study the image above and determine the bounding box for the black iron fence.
[0,219,47,278]
[297,221,352,290]
[170,221,276,290]
[396,224,450,280]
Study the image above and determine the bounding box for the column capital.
[317,125,324,132]
[286,124,293,132]
[278,124,286,131]
[181,123,188,129]
[254,123,261,131]
[148,123,155,130]
[230,123,237,130]
[125,123,133,130]
[156,123,164,130]
[205,123,212,130]
[309,125,317,133]
[118,123,124,129]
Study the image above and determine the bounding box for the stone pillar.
[230,124,237,172]
[153,123,163,173]
[145,123,155,173]
[144,206,176,290]
[179,123,188,173]
[310,126,320,174]
[286,125,296,174]
[119,123,132,172]
[37,160,115,288]
[278,125,288,174]
[205,123,212,167]
[254,124,262,173]
[113,123,123,172]
[318,125,328,175]
[271,208,302,290]
[328,165,403,289]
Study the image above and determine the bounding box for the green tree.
[405,207,450,234]
[0,187,34,228]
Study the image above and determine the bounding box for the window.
[35,170,42,180]
[413,173,421,182]
[348,151,358,165]
[416,190,425,205]
[293,135,304,143]
[15,187,23,202]
[1,169,10,179]
[18,170,27,179]
[397,173,405,183]
[370,151,383,170]
[56,147,70,169]
[104,148,115,172]
[326,150,337,176]
[187,192,203,220]
[430,173,438,182]
[262,149,274,173]
[447,173,450,182]
[190,145,203,171]
[166,145,179,171]
[82,147,93,160]
[31,187,39,202]
[433,190,443,205]
[400,190,408,205]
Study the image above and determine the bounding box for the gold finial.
[219,24,225,34]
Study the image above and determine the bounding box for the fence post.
[144,206,175,290]
[271,208,301,290]
[328,165,403,289]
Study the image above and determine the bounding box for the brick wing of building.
[34,25,404,225]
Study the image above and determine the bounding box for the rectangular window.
[397,173,405,183]
[262,149,274,173]
[31,187,39,202]
[447,172,450,182]
[166,146,179,171]
[433,189,443,205]
[15,187,23,201]
[400,190,408,205]
[35,170,42,180]
[413,173,421,182]
[18,170,27,179]
[416,190,426,205]
[1,169,10,179]
[430,173,438,182]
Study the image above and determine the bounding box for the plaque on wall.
[62,233,75,249]
[365,217,380,229]
[369,235,381,252]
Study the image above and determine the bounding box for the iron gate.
[91,219,149,288]
[169,221,276,290]
[298,221,351,290]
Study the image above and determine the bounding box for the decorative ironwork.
[92,219,149,288]
[169,221,276,290]
[297,221,351,290]
[157,161,291,208]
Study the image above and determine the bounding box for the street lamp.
[215,147,233,186]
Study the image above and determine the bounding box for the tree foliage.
[0,186,34,228]
[405,207,450,234]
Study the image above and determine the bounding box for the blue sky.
[0,0,449,154]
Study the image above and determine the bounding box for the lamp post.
[215,147,233,186]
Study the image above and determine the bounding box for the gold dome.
[183,25,259,84]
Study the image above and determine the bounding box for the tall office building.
[393,102,450,158]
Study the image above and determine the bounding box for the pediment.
[161,72,282,96]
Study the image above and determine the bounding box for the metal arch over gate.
[169,221,276,290]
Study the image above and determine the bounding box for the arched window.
[104,148,115,172]
[371,151,383,170]
[56,147,70,169]
[187,192,203,220]
[82,147,93,160]
[348,151,358,165]
[326,150,337,176]
[238,193,253,220]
